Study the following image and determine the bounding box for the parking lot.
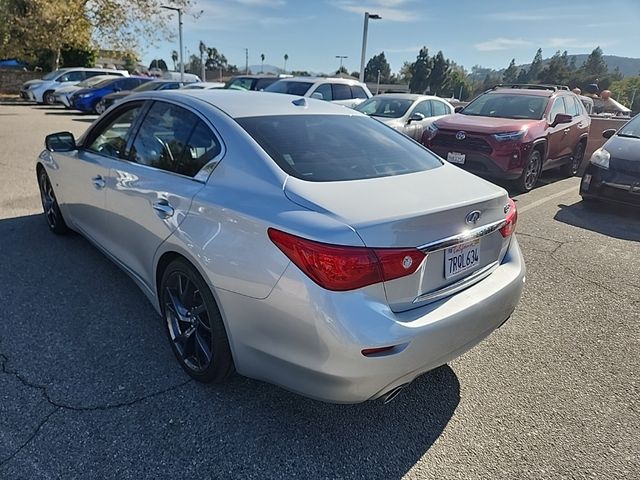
[0,103,638,479]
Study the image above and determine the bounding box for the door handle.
[92,175,105,189]
[152,200,174,219]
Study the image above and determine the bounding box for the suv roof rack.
[491,84,570,92]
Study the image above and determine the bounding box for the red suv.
[423,85,591,191]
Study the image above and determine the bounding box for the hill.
[517,54,640,77]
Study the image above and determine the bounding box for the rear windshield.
[462,93,549,120]
[265,81,314,96]
[237,115,442,182]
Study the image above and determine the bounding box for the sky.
[142,0,640,74]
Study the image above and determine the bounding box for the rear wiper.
[617,132,640,139]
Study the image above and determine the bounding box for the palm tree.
[283,53,288,73]
[171,50,178,71]
[260,53,265,73]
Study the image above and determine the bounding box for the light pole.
[161,5,184,82]
[359,12,381,83]
[336,55,348,73]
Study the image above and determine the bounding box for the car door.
[100,100,222,288]
[60,102,145,244]
[546,97,571,161]
[563,95,587,153]
[404,100,432,140]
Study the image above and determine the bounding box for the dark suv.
[423,85,591,191]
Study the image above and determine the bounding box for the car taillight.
[499,198,518,238]
[268,228,426,291]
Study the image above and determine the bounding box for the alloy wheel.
[523,152,541,191]
[43,91,55,105]
[39,172,59,229]
[571,143,584,175]
[163,272,213,373]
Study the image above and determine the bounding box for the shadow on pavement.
[555,199,640,242]
[0,213,459,478]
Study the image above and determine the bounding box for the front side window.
[59,71,85,82]
[312,84,332,101]
[226,78,254,91]
[265,81,313,96]
[87,105,143,158]
[548,97,566,122]
[332,84,352,100]
[412,101,432,117]
[355,97,413,118]
[255,78,277,90]
[462,93,549,120]
[129,102,212,177]
[563,96,579,116]
[238,115,442,182]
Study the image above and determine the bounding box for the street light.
[161,5,184,82]
[336,55,348,72]
[359,12,381,83]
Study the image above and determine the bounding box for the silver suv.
[265,77,372,108]
[20,67,129,104]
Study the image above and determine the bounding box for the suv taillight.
[499,198,518,238]
[268,228,426,291]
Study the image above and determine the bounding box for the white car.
[180,82,226,90]
[52,75,121,108]
[20,67,129,104]
[265,77,372,108]
[355,94,454,141]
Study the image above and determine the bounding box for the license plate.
[447,152,466,164]
[445,239,480,279]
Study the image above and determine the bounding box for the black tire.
[94,99,107,115]
[160,258,234,383]
[42,90,55,105]
[515,149,543,193]
[37,168,69,234]
[562,141,585,177]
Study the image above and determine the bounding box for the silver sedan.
[355,93,454,141]
[37,90,525,403]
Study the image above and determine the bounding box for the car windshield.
[237,115,442,182]
[265,81,314,96]
[42,70,66,80]
[617,114,640,138]
[355,97,414,118]
[462,93,548,120]
[88,78,119,89]
[132,82,163,92]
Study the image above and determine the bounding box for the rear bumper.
[581,164,640,207]
[217,235,526,403]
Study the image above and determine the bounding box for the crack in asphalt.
[0,352,192,468]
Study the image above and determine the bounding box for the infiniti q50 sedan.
[37,90,525,403]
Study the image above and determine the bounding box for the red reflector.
[268,228,426,291]
[499,198,518,238]
[362,346,395,356]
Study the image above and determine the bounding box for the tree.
[610,76,640,112]
[205,47,228,70]
[335,65,348,75]
[429,50,449,94]
[503,58,518,84]
[399,61,414,84]
[149,59,168,71]
[364,52,391,83]
[171,50,178,70]
[283,53,288,73]
[60,46,97,68]
[409,47,432,94]
[260,53,265,72]
[582,46,607,78]
[527,48,544,83]
[537,50,570,85]
[443,65,471,100]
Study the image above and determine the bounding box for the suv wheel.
[562,141,585,177]
[42,90,55,105]
[516,149,543,193]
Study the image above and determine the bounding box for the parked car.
[181,82,225,90]
[99,80,184,112]
[53,75,120,108]
[225,75,280,91]
[37,90,525,403]
[355,94,454,141]
[20,67,128,104]
[580,115,640,207]
[424,85,591,192]
[265,77,372,108]
[70,76,151,114]
[161,71,201,82]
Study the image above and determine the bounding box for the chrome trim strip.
[602,180,633,191]
[418,219,506,253]
[413,261,500,304]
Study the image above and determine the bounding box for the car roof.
[139,90,362,118]
[368,93,444,101]
[488,88,555,97]
[275,76,364,85]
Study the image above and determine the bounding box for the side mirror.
[407,112,425,124]
[310,92,324,100]
[454,106,464,113]
[551,113,572,127]
[45,132,76,152]
[602,129,616,139]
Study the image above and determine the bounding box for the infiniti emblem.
[465,210,481,225]
[456,131,466,140]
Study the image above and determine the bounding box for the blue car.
[71,76,151,114]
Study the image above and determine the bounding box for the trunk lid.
[284,164,511,311]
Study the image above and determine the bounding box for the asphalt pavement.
[0,103,638,479]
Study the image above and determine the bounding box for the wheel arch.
[531,139,548,160]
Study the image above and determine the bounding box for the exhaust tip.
[382,383,409,404]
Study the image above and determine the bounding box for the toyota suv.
[265,77,372,108]
[422,85,591,191]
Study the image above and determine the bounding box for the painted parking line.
[517,185,578,214]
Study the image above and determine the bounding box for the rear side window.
[237,115,442,182]
[332,84,352,100]
[119,78,142,90]
[351,86,368,99]
[430,100,449,116]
